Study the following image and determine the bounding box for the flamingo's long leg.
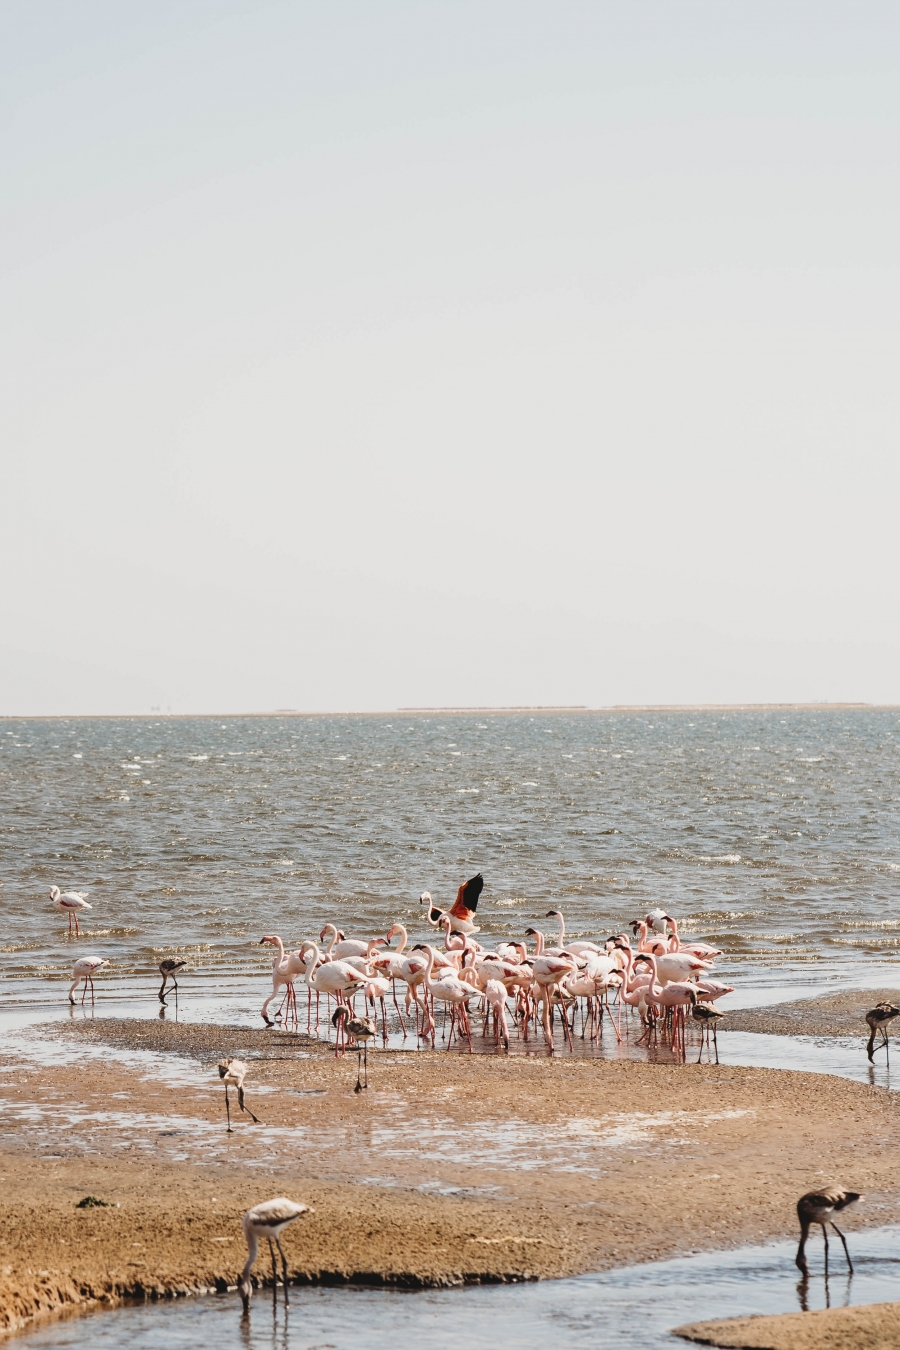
[275,1236,290,1303]
[831,1222,853,1273]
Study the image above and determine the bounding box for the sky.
[2,1,900,714]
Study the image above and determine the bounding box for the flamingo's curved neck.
[303,941,322,986]
[530,929,545,956]
[390,924,408,954]
[552,912,565,945]
[667,917,680,951]
[321,924,338,957]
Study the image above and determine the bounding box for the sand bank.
[724,988,900,1039]
[1,1015,899,1338]
[676,1300,900,1348]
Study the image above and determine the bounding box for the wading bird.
[865,1002,900,1064]
[50,886,91,936]
[217,1058,261,1132]
[332,1005,376,1091]
[158,958,186,1002]
[796,1186,861,1275]
[692,1001,724,1062]
[68,956,108,1004]
[421,872,484,935]
[239,1197,312,1312]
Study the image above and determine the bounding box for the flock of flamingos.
[53,870,734,1077]
[50,872,888,1309]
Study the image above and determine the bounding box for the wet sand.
[676,1301,900,1348]
[2,1013,900,1339]
[723,988,900,1040]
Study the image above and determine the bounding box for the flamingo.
[482,978,511,1050]
[866,1002,900,1064]
[158,959,186,1002]
[68,956,108,1004]
[239,1197,312,1312]
[692,1001,725,1062]
[663,916,723,960]
[796,1187,861,1275]
[412,944,478,1048]
[300,941,368,1049]
[217,1058,261,1132]
[421,872,484,935]
[643,908,669,933]
[320,924,385,962]
[332,1006,377,1090]
[544,910,601,955]
[524,929,577,1044]
[694,979,734,1002]
[259,935,306,1026]
[50,886,91,936]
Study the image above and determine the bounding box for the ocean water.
[1,709,899,1007]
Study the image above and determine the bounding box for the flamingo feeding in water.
[866,1002,900,1064]
[50,886,91,936]
[796,1186,861,1275]
[239,1197,312,1312]
[217,1058,261,1132]
[68,956,108,1004]
[158,959,186,1002]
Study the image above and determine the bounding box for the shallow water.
[2,710,900,1009]
[14,1225,900,1348]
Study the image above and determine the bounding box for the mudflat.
[1,1015,900,1338]
[723,988,900,1039]
[676,1300,900,1348]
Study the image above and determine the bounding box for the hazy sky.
[3,2,900,713]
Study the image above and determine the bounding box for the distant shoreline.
[0,702,894,720]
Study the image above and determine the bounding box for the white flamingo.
[68,956,107,1004]
[239,1197,312,1311]
[413,944,478,1048]
[50,886,91,936]
[545,909,601,956]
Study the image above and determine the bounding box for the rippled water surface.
[2,710,899,1003]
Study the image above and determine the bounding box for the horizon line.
[0,701,892,721]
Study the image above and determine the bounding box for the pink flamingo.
[412,944,478,1050]
[483,978,511,1049]
[259,935,306,1026]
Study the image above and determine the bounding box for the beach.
[0,1005,899,1341]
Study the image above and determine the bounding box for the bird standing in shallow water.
[50,886,91,936]
[158,959,186,1002]
[796,1186,861,1275]
[865,1002,900,1064]
[332,1006,376,1091]
[239,1196,312,1312]
[692,1002,725,1063]
[68,956,108,1004]
[217,1058,261,1132]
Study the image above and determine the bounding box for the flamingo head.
[259,935,278,946]
[546,909,561,919]
[419,891,432,905]
[331,1006,350,1026]
[524,927,538,938]
[49,886,60,901]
